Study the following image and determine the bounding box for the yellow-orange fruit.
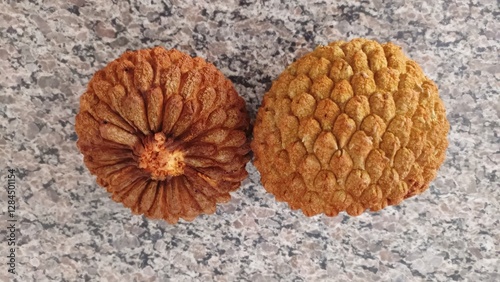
[251,38,449,217]
[75,47,250,223]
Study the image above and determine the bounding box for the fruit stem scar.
[138,132,185,180]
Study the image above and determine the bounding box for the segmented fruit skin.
[251,38,449,217]
[75,47,250,223]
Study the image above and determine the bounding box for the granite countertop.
[0,0,498,281]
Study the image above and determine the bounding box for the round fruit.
[75,47,250,223]
[251,38,449,217]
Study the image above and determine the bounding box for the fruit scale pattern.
[75,47,251,224]
[252,38,449,217]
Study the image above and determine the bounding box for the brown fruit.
[251,38,449,217]
[75,47,250,223]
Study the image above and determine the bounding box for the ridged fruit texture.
[75,47,250,223]
[252,38,449,217]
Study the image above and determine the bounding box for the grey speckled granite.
[0,0,498,281]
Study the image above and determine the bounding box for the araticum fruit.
[75,47,250,223]
[252,38,449,217]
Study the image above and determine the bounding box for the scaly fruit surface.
[252,38,449,217]
[75,47,250,223]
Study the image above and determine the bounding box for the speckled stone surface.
[0,0,498,281]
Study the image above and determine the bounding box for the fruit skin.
[251,38,449,217]
[75,47,250,224]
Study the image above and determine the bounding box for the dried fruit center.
[138,132,185,180]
